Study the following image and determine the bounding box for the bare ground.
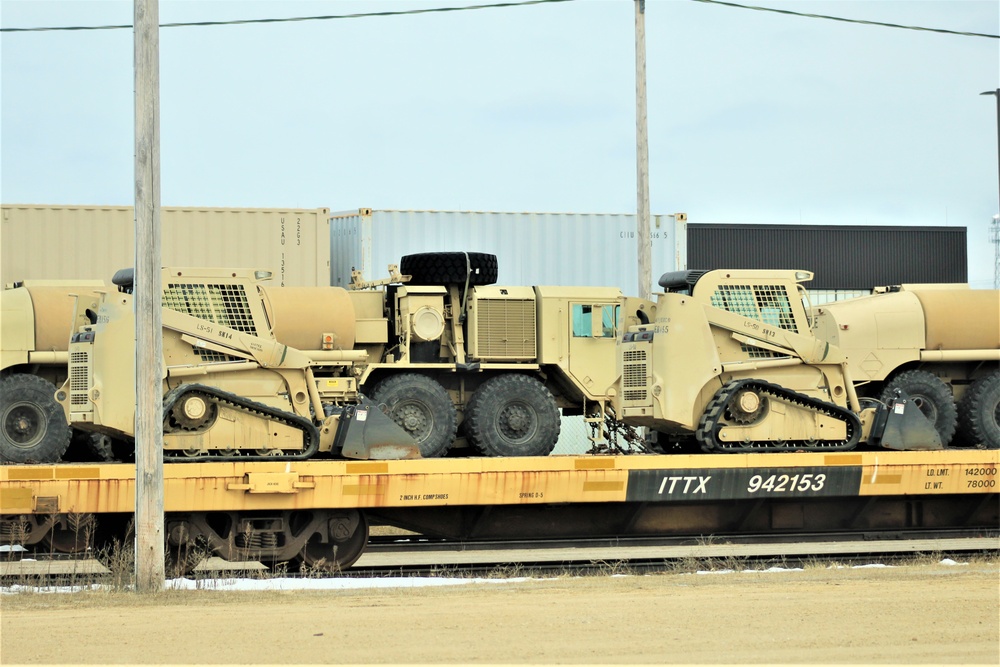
[1,561,998,664]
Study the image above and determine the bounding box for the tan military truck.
[614,269,957,452]
[54,253,654,463]
[0,281,105,463]
[811,284,1000,448]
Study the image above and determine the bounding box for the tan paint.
[258,285,357,352]
[812,286,1000,384]
[913,289,1000,351]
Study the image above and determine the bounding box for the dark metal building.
[687,224,968,290]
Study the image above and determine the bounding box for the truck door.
[567,302,620,398]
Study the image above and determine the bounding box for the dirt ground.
[1,561,998,665]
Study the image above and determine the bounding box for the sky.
[1,0,998,288]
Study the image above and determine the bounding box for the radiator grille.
[710,284,797,332]
[194,349,243,363]
[474,299,536,360]
[163,282,258,335]
[740,343,787,359]
[69,351,91,407]
[622,349,648,403]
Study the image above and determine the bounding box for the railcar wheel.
[166,536,211,577]
[465,374,560,457]
[399,251,498,285]
[958,373,1000,449]
[371,374,457,458]
[0,374,72,463]
[879,370,957,446]
[297,511,369,571]
[42,514,96,554]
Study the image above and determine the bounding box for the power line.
[690,0,999,39]
[1,0,996,39]
[0,0,577,33]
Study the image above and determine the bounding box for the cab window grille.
[711,284,797,332]
[163,283,257,335]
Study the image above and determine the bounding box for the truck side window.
[572,304,618,338]
[572,304,593,337]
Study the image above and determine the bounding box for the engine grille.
[69,351,91,407]
[163,282,259,335]
[474,298,536,360]
[622,349,649,403]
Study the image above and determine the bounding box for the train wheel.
[371,374,457,458]
[465,374,560,457]
[958,373,1000,449]
[297,511,369,572]
[0,374,72,464]
[880,370,957,446]
[166,539,211,578]
[42,514,96,554]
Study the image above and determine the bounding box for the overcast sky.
[2,0,998,287]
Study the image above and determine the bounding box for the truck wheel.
[465,374,560,457]
[958,373,1000,449]
[0,374,72,464]
[370,374,457,458]
[879,370,958,447]
[400,252,498,285]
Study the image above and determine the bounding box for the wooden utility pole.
[635,0,651,301]
[134,0,164,592]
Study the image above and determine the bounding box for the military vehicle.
[0,281,105,463]
[613,269,995,452]
[811,284,999,448]
[47,253,654,463]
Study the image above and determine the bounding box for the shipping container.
[1,205,331,287]
[330,208,687,295]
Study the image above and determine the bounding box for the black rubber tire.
[957,372,1000,450]
[370,374,457,458]
[465,374,560,457]
[879,370,958,447]
[0,374,72,464]
[400,252,498,286]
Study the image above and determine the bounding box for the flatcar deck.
[2,450,997,515]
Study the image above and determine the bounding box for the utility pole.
[635,0,651,301]
[981,89,1000,219]
[134,0,164,592]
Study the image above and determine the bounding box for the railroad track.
[351,529,1000,577]
[3,529,996,582]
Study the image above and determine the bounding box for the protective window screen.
[163,283,258,334]
[710,284,797,332]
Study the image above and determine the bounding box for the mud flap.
[334,398,422,460]
[876,390,943,451]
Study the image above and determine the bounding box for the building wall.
[688,224,967,290]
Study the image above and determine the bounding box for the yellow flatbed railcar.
[2,450,997,570]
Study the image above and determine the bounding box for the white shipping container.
[1,205,331,287]
[330,208,687,295]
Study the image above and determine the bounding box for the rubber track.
[696,379,861,453]
[162,384,320,462]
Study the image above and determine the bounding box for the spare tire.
[400,252,498,286]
